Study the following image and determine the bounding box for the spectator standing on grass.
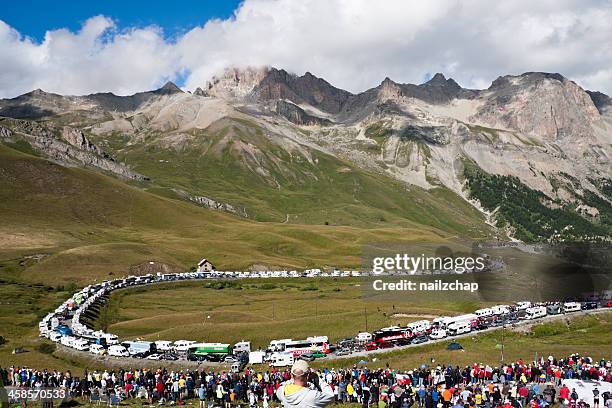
[277,360,334,408]
[216,380,226,406]
[198,383,206,408]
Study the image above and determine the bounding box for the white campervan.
[355,332,373,343]
[268,339,292,352]
[515,301,531,310]
[89,344,107,355]
[408,320,431,334]
[108,345,130,357]
[49,331,62,342]
[174,340,196,352]
[439,314,477,330]
[234,341,251,353]
[524,306,547,320]
[563,302,581,313]
[155,341,173,352]
[447,321,471,336]
[491,305,510,315]
[104,334,119,345]
[270,353,294,367]
[60,336,76,347]
[475,308,495,318]
[72,338,90,351]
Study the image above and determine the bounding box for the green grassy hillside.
[92,117,489,236]
[0,143,471,286]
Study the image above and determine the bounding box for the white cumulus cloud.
[0,0,611,98]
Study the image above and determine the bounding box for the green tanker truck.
[187,343,232,362]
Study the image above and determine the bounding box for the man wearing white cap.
[277,360,334,408]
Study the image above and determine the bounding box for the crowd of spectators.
[1,353,610,408]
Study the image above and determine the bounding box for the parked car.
[146,353,162,360]
[411,335,429,345]
[161,353,179,361]
[299,353,316,361]
[335,348,352,356]
[429,329,447,340]
[364,342,378,351]
[187,353,207,362]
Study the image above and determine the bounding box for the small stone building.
[197,258,215,272]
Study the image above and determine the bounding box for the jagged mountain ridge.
[0,67,610,241]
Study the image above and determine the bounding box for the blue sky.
[0,0,242,41]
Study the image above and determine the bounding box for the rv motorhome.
[524,306,546,320]
[447,321,471,336]
[270,353,294,367]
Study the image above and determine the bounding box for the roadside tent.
[447,342,463,350]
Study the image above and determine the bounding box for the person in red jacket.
[560,384,570,404]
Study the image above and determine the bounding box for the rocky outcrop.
[275,100,332,126]
[189,195,246,216]
[62,126,110,159]
[0,118,147,181]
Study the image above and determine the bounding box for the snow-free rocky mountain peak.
[0,66,610,242]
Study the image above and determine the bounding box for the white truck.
[491,305,510,315]
[248,351,266,365]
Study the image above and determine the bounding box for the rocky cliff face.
[202,67,269,99]
[472,73,601,141]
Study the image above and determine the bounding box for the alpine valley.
[1,67,611,278]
